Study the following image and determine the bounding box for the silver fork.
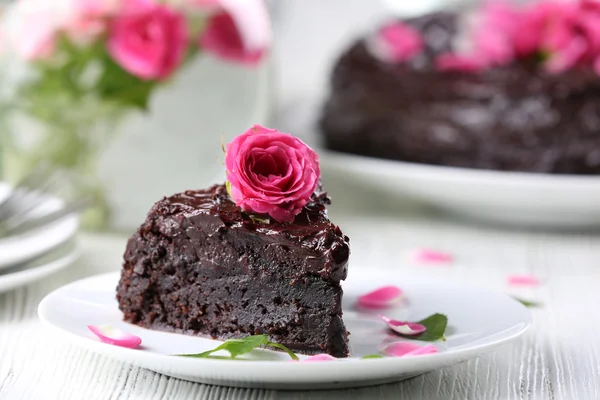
[0,168,94,237]
[0,196,94,237]
[0,167,65,222]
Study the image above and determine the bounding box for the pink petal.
[380,315,426,336]
[384,342,438,357]
[199,0,271,66]
[435,53,487,72]
[407,248,454,265]
[545,36,588,74]
[88,325,142,349]
[506,274,541,287]
[369,22,423,63]
[301,354,337,362]
[357,286,403,309]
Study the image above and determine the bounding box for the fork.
[0,167,65,223]
[0,168,93,237]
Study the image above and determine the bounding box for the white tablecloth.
[2,186,600,399]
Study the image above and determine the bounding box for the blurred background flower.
[0,0,272,229]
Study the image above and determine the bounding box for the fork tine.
[0,167,51,207]
[0,168,65,223]
[0,196,94,237]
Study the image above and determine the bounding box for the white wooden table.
[2,187,600,399]
[3,1,600,398]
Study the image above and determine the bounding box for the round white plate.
[321,151,600,229]
[0,182,79,270]
[38,269,531,390]
[0,241,80,293]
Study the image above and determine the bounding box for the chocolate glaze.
[117,184,351,357]
[148,184,350,282]
[320,12,600,174]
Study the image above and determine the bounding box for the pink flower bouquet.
[2,0,271,109]
[0,0,271,229]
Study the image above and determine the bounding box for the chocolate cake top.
[139,184,350,282]
[339,12,600,102]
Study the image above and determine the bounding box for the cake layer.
[320,13,600,174]
[117,185,351,357]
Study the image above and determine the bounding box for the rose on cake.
[225,125,321,223]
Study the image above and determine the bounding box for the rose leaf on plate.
[513,296,543,308]
[409,313,448,342]
[361,354,385,359]
[176,334,299,360]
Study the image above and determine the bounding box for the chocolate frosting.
[133,184,350,283]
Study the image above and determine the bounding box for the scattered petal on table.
[301,354,337,362]
[383,342,438,357]
[506,274,540,286]
[88,324,142,349]
[407,248,454,265]
[380,315,427,336]
[357,286,404,308]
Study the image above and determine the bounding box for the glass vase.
[1,95,126,230]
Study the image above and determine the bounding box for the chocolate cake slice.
[117,184,351,357]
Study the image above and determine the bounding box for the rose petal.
[407,249,454,265]
[199,0,271,66]
[368,21,423,63]
[384,342,438,357]
[506,274,540,287]
[435,53,487,72]
[545,36,588,73]
[380,315,427,336]
[594,56,600,75]
[357,286,403,308]
[301,354,337,362]
[88,324,142,349]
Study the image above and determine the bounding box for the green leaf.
[409,313,448,342]
[95,49,156,111]
[361,354,384,359]
[249,215,270,224]
[264,343,299,360]
[225,181,233,198]
[513,297,542,308]
[176,334,299,360]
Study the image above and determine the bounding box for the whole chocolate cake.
[320,5,600,174]
[117,126,351,357]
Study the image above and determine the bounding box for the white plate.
[0,182,79,270]
[38,269,531,390]
[321,151,600,229]
[0,241,80,293]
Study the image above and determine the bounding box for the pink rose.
[435,0,600,74]
[436,2,521,72]
[15,15,56,60]
[108,1,188,80]
[198,0,271,66]
[63,0,122,43]
[8,0,60,60]
[473,2,521,66]
[368,22,423,63]
[225,125,320,223]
